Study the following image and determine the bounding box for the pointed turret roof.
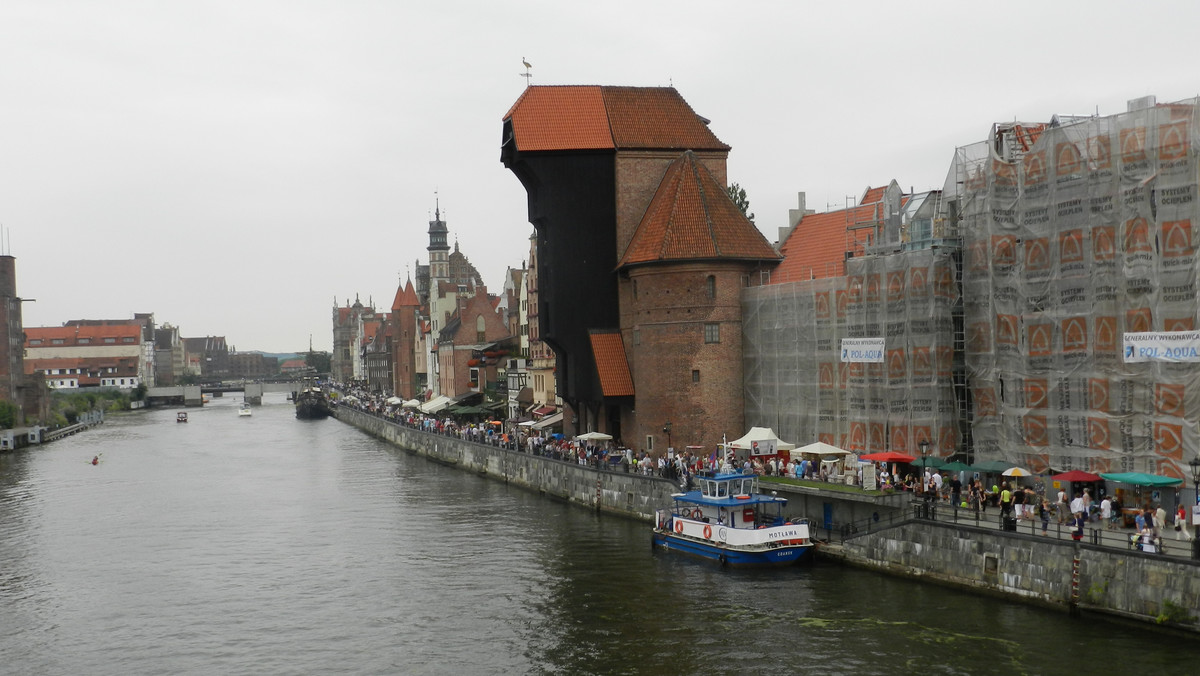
[391,279,419,312]
[617,151,782,269]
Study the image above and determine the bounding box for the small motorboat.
[652,470,813,567]
[238,402,252,417]
[176,412,189,423]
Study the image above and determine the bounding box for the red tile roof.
[505,86,729,153]
[589,330,634,397]
[26,324,142,345]
[391,279,419,311]
[618,151,781,268]
[772,185,894,283]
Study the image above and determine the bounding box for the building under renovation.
[745,95,1200,479]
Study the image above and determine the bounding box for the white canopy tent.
[419,395,453,414]
[724,427,796,456]
[401,399,422,409]
[789,441,851,460]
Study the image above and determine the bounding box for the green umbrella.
[972,460,1016,473]
[940,461,975,472]
[1099,471,1183,487]
[911,456,945,469]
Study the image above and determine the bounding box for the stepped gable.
[618,151,781,268]
[504,85,729,152]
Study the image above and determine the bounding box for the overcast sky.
[3,1,1198,352]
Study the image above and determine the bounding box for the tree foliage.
[727,183,755,223]
[306,351,332,374]
[0,400,18,429]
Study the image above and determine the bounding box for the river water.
[1,394,1196,675]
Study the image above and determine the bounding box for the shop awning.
[532,405,557,417]
[419,395,453,414]
[532,411,564,430]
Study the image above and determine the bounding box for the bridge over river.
[146,381,302,406]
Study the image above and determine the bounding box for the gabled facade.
[435,287,511,397]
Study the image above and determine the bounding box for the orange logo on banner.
[838,362,850,389]
[1027,455,1052,474]
[912,347,932,376]
[967,322,991,354]
[1025,237,1050,271]
[992,235,1017,265]
[819,433,834,446]
[865,274,881,303]
[1165,317,1195,331]
[936,346,953,377]
[815,291,831,319]
[818,362,835,390]
[890,426,909,453]
[1024,378,1049,408]
[1095,316,1118,352]
[933,266,954,299]
[1087,134,1111,169]
[968,241,989,272]
[1089,457,1114,474]
[1161,220,1194,258]
[847,276,863,303]
[869,423,885,451]
[1154,422,1184,460]
[1120,126,1146,163]
[1058,229,1084,263]
[1088,418,1111,450]
[1159,121,1190,161]
[887,349,907,380]
[1089,378,1110,412]
[1061,316,1088,352]
[848,362,864,378]
[1126,308,1152,333]
[974,386,998,417]
[1056,142,1082,176]
[887,271,905,302]
[835,289,848,318]
[849,422,866,451]
[1027,323,1053,356]
[1092,225,1116,261]
[938,427,957,455]
[965,166,987,190]
[1023,150,1047,185]
[992,158,1016,185]
[996,314,1019,346]
[1024,415,1049,446]
[1124,217,1153,253]
[913,427,931,450]
[1156,383,1185,417]
[909,266,928,297]
[1153,460,1184,480]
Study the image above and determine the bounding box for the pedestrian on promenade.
[1056,487,1068,524]
[1154,505,1167,537]
[999,483,1013,516]
[1100,495,1113,530]
[1176,504,1194,541]
[1039,499,1051,535]
[1070,511,1085,541]
[1012,484,1025,519]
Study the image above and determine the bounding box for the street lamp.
[1189,456,1200,560]
[663,421,672,454]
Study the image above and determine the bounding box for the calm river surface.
[1,394,1197,675]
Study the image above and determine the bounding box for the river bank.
[335,405,1200,634]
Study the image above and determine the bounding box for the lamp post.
[1189,456,1200,560]
[663,421,672,455]
[919,439,931,518]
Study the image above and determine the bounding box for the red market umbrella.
[1051,470,1102,482]
[860,451,916,463]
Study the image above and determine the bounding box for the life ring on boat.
[703,524,712,539]
[674,519,684,534]
[691,508,703,520]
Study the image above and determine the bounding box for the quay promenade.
[333,402,1200,632]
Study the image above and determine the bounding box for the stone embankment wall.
[339,408,680,519]
[827,521,1200,631]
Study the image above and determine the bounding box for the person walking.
[1070,511,1086,541]
[1176,504,1194,541]
[1100,495,1113,530]
[1039,499,1051,535]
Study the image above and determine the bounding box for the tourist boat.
[238,402,252,417]
[176,412,188,423]
[294,386,332,420]
[652,471,813,567]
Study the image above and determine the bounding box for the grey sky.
[3,1,1197,352]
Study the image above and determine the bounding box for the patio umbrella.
[575,431,613,441]
[859,451,916,463]
[1051,470,1102,482]
[1001,467,1034,477]
[940,461,975,472]
[1099,472,1183,487]
[911,456,945,469]
[385,396,403,405]
[972,460,1016,473]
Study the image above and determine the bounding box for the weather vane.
[521,57,532,87]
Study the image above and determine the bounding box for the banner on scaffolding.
[840,337,885,363]
[1122,331,1200,362]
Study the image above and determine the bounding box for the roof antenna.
[521,57,533,87]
